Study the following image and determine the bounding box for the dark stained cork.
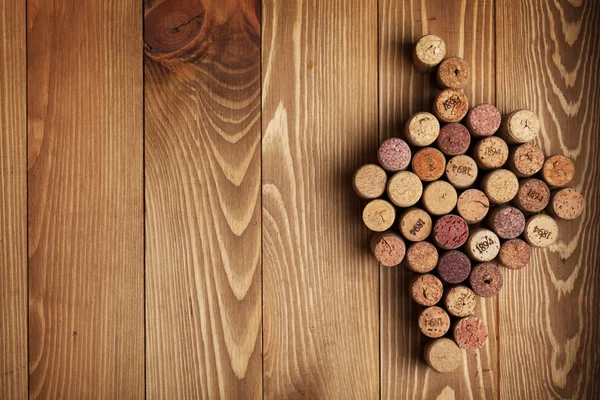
[469,262,503,297]
[487,206,526,239]
[433,89,469,123]
[418,306,451,338]
[437,123,471,156]
[444,285,477,317]
[466,104,502,137]
[377,138,412,172]
[548,188,584,220]
[514,178,551,213]
[433,214,469,250]
[405,241,439,273]
[437,57,470,89]
[541,155,575,187]
[507,142,545,178]
[412,147,447,182]
[437,250,472,284]
[453,316,489,350]
[498,239,531,270]
[370,231,406,267]
[410,274,444,306]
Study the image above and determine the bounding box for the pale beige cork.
[524,214,559,248]
[413,34,446,73]
[443,285,477,317]
[399,207,433,242]
[433,89,469,123]
[387,171,423,207]
[457,189,490,224]
[424,338,462,373]
[445,155,478,189]
[422,181,458,216]
[362,199,396,232]
[404,241,439,273]
[473,136,509,170]
[547,188,584,220]
[370,231,406,267]
[437,57,470,89]
[507,142,545,177]
[352,164,388,199]
[481,169,519,204]
[499,109,540,144]
[418,306,451,338]
[409,274,444,306]
[412,147,447,182]
[404,112,441,147]
[465,228,500,262]
[541,155,575,187]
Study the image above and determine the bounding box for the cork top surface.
[399,207,433,242]
[474,136,509,169]
[437,123,471,156]
[437,250,471,284]
[446,155,478,189]
[516,178,550,212]
[466,103,501,137]
[457,189,490,224]
[505,109,540,143]
[378,138,412,172]
[414,35,446,66]
[370,232,406,267]
[405,241,439,273]
[437,57,470,89]
[387,171,423,207]
[422,181,458,216]
[363,199,396,232]
[469,262,503,297]
[410,274,444,306]
[433,214,469,250]
[510,142,545,177]
[352,164,387,199]
[482,169,519,203]
[489,206,525,239]
[424,338,462,373]
[542,155,575,187]
[405,112,440,146]
[418,306,451,338]
[499,238,531,270]
[454,316,489,350]
[412,147,446,182]
[467,228,500,262]
[444,285,477,317]
[434,89,469,123]
[550,188,584,220]
[524,214,559,247]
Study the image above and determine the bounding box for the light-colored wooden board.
[261,0,380,398]
[496,0,600,398]
[0,0,27,398]
[143,0,262,397]
[27,0,144,397]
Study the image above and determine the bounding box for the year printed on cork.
[399,207,432,242]
[418,306,451,338]
[524,214,558,248]
[474,136,509,170]
[434,89,469,123]
[514,178,550,213]
[446,155,478,189]
[466,228,500,262]
[444,285,477,317]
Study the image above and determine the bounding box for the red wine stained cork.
[362,199,396,232]
[412,34,446,73]
[404,112,440,147]
[465,104,501,137]
[499,109,540,144]
[487,206,525,239]
[473,136,509,170]
[469,262,503,297]
[378,138,412,172]
[453,316,489,350]
[418,306,451,338]
[424,338,462,373]
[405,241,439,273]
[514,178,551,213]
[399,207,433,242]
[465,228,500,262]
[437,123,471,156]
[422,181,458,216]
[541,155,575,187]
[409,274,444,306]
[370,231,406,267]
[433,214,469,250]
[444,285,477,317]
[433,89,469,123]
[411,147,446,182]
[507,142,545,177]
[498,239,531,270]
[481,169,519,204]
[437,250,471,284]
[437,57,470,89]
[387,171,423,207]
[352,164,387,199]
[457,189,490,224]
[524,214,558,248]
[445,155,478,189]
[548,188,584,220]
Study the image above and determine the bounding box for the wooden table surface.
[1,0,599,398]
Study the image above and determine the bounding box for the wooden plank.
[496,0,600,398]
[27,0,144,397]
[261,0,379,397]
[0,0,27,398]
[143,0,262,397]
[379,0,498,398]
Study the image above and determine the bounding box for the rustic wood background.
[1,0,599,398]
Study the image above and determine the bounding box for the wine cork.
[445,155,478,189]
[437,250,471,284]
[498,238,531,270]
[541,155,575,187]
[424,338,462,373]
[404,112,440,146]
[457,189,490,224]
[387,171,423,207]
[422,181,458,216]
[514,178,550,213]
[370,231,406,267]
[469,262,503,297]
[433,214,469,250]
[453,316,489,350]
[465,228,500,262]
[473,136,509,169]
[433,89,469,123]
[499,109,540,144]
[466,104,501,137]
[405,241,439,273]
[548,188,584,220]
[418,306,451,338]
[378,138,412,172]
[437,123,471,156]
[410,274,444,306]
[524,214,558,248]
[487,206,525,239]
[363,199,396,232]
[412,34,446,73]
[399,207,433,242]
[444,285,476,317]
[437,57,470,89]
[507,142,545,177]
[352,164,387,199]
[481,169,519,204]
[411,147,446,182]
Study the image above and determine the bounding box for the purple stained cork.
[437,123,471,156]
[466,104,502,137]
[378,138,411,172]
[487,206,525,239]
[433,214,469,250]
[469,262,503,297]
[437,250,471,284]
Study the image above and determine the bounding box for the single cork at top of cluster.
[405,241,439,273]
[434,89,469,123]
[370,231,406,267]
[524,214,558,248]
[500,109,540,144]
[437,57,470,89]
[433,214,469,250]
[412,147,446,182]
[422,181,458,216]
[457,189,490,224]
[446,155,478,189]
[548,188,584,220]
[465,228,500,262]
[469,262,503,297]
[453,316,489,350]
[424,338,462,374]
[413,34,446,72]
[541,155,575,187]
[405,112,440,146]
[444,285,477,317]
[418,306,451,338]
[387,171,423,207]
[514,178,550,213]
[378,138,412,172]
[508,142,545,177]
[487,206,525,239]
[498,238,531,270]
[481,169,519,204]
[363,199,396,232]
[466,104,502,137]
[399,207,433,242]
[473,136,509,170]
[437,123,471,156]
[410,274,444,306]
[352,164,388,199]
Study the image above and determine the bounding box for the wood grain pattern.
[261,0,379,398]
[496,0,600,398]
[27,0,144,397]
[0,0,27,398]
[379,0,498,398]
[143,0,262,397]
